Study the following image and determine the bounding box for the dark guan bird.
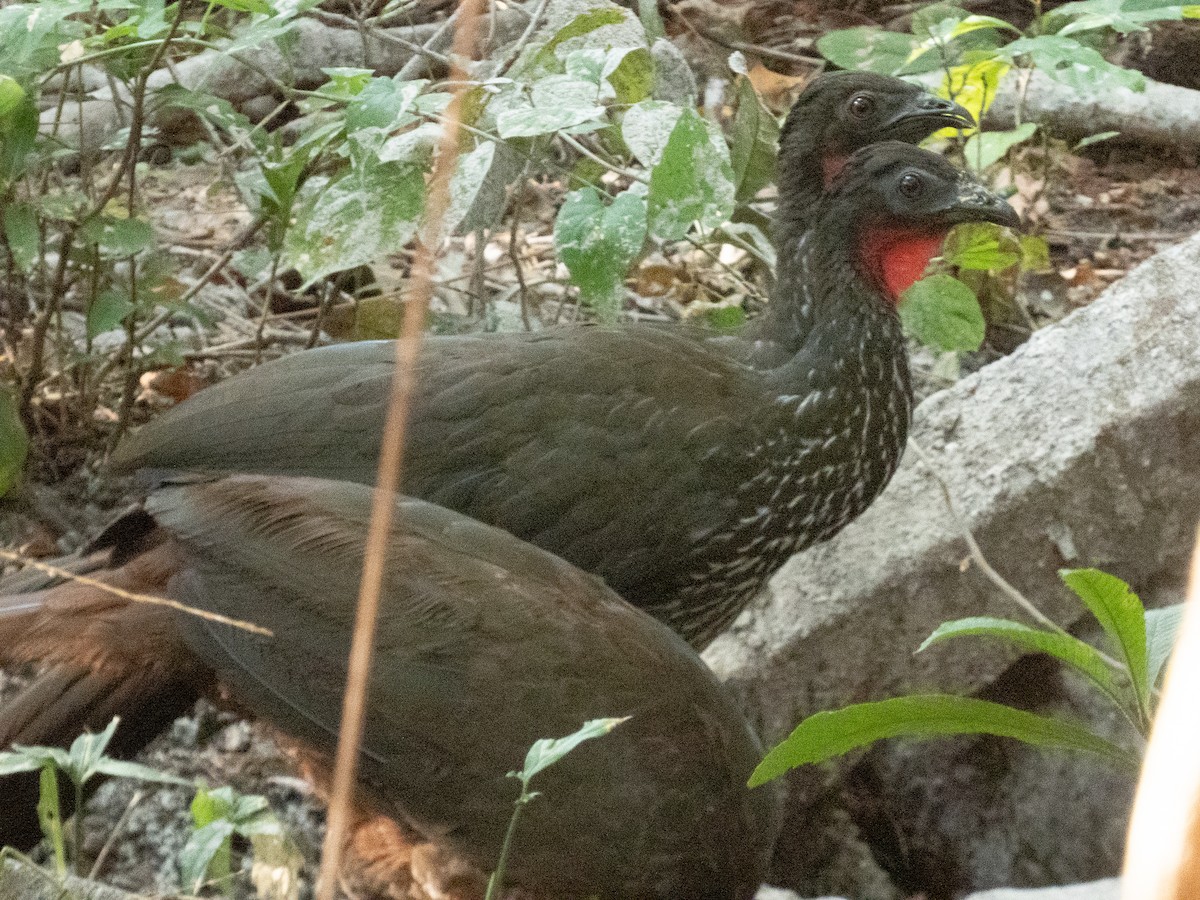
[109,141,1014,650]
[0,145,1015,891]
[0,475,779,899]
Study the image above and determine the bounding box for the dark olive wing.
[114,328,764,608]
[149,475,777,898]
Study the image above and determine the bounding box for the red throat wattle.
[859,228,947,304]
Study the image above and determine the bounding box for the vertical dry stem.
[313,4,485,897]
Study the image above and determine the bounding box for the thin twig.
[908,438,1128,675]
[0,550,273,637]
[497,0,551,76]
[313,0,484,896]
[89,790,144,880]
[908,439,1068,633]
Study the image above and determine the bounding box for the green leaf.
[919,616,1124,701]
[94,758,191,786]
[282,154,427,287]
[1055,0,1189,35]
[899,274,985,352]
[80,214,155,258]
[1019,234,1051,271]
[68,717,120,783]
[496,75,604,139]
[180,819,237,893]
[729,77,779,203]
[749,694,1139,787]
[1001,35,1146,93]
[1061,568,1150,716]
[942,222,1020,271]
[0,752,41,776]
[646,107,735,240]
[3,201,37,273]
[606,47,654,105]
[622,100,683,167]
[1145,603,1185,686]
[816,27,927,76]
[1185,4,1200,17]
[517,717,628,783]
[87,290,136,339]
[964,122,1038,171]
[0,74,25,120]
[555,187,647,321]
[532,8,629,72]
[0,387,28,498]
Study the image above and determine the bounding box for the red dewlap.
[859,228,946,304]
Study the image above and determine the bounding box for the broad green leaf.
[282,155,427,286]
[555,187,647,321]
[646,107,735,240]
[0,752,40,775]
[69,716,119,781]
[496,75,604,139]
[94,758,191,785]
[518,717,628,783]
[749,694,1139,787]
[180,819,237,893]
[521,7,630,76]
[729,76,779,203]
[1001,35,1146,93]
[80,214,155,258]
[606,46,654,105]
[950,14,1021,37]
[964,122,1037,171]
[1019,234,1051,271]
[899,274,985,352]
[817,27,925,76]
[919,616,1124,701]
[0,387,28,497]
[943,222,1020,271]
[1145,603,1185,686]
[1055,0,1189,35]
[1185,5,1200,17]
[937,57,1012,139]
[3,201,37,273]
[1061,568,1149,715]
[622,100,683,167]
[0,74,24,120]
[87,290,136,339]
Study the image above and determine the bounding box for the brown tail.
[0,537,208,851]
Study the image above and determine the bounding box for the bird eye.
[848,94,875,118]
[898,172,924,199]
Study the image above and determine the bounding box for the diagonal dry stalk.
[313,1,486,896]
[0,548,271,637]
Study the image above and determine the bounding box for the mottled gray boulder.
[964,879,1120,900]
[708,230,1200,741]
[711,232,1200,896]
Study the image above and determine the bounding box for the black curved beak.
[940,173,1021,229]
[884,94,975,141]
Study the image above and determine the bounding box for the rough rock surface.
[707,232,1200,894]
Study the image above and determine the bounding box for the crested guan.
[109,137,1009,651]
[0,148,1016,886]
[0,475,779,899]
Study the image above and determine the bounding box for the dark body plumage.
[0,146,1016,895]
[112,130,1001,652]
[0,475,779,898]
